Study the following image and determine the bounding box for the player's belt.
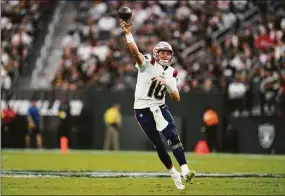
[135,104,167,112]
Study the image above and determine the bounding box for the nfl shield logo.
[258,123,275,149]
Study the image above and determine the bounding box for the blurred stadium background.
[1,0,285,195]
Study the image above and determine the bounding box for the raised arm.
[120,20,144,66]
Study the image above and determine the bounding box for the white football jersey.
[133,54,178,109]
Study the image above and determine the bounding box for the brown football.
[118,7,132,22]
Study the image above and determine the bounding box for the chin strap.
[157,59,170,67]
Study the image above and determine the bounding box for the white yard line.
[2,170,285,179]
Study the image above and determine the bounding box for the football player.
[120,19,196,190]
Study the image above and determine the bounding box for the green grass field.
[2,150,285,195]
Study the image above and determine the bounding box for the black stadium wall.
[2,87,285,154]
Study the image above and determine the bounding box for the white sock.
[181,164,190,176]
[168,166,178,175]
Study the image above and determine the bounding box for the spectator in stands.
[1,46,19,89]
[51,69,64,89]
[189,77,202,92]
[1,66,12,100]
[260,67,281,115]
[97,13,116,41]
[232,0,249,14]
[277,70,285,116]
[62,66,83,90]
[227,74,247,116]
[202,78,218,93]
[60,29,80,49]
[255,25,275,51]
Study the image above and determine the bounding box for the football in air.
[118,7,132,22]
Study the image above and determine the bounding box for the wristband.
[125,33,135,44]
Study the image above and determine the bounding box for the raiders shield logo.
[258,123,275,149]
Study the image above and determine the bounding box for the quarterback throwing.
[120,19,196,190]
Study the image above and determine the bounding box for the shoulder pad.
[144,54,151,60]
[143,54,155,65]
[173,69,178,78]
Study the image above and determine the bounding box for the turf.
[2,150,285,195]
[2,177,285,195]
[2,150,285,173]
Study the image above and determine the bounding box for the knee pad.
[167,134,183,150]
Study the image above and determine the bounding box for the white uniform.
[134,54,178,109]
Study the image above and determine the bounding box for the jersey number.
[147,80,166,100]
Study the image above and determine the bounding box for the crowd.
[204,2,285,117]
[52,0,251,89]
[1,0,54,99]
[50,0,285,116]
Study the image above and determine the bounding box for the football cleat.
[184,170,196,183]
[171,171,185,190]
